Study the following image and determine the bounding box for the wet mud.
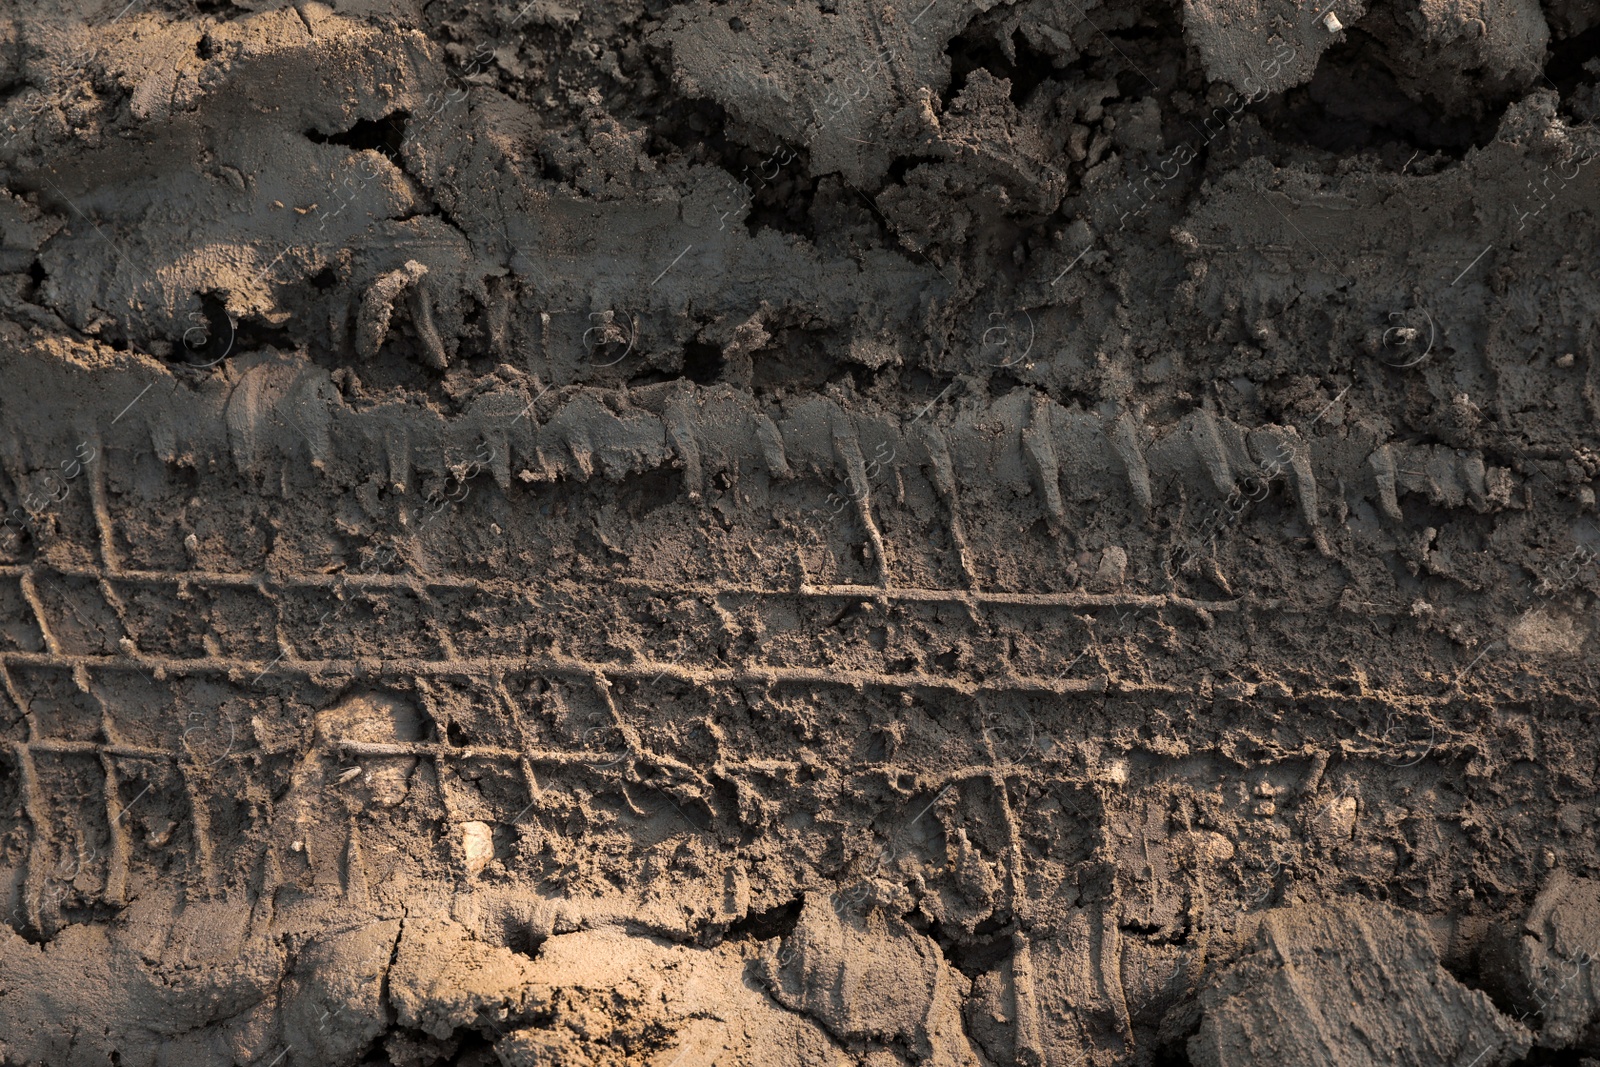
[0,0,1598,1064]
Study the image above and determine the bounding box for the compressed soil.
[0,0,1598,1064]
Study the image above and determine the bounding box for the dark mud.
[0,0,1598,1064]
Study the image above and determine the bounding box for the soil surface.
[0,0,1598,1064]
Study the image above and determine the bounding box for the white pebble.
[462,821,495,876]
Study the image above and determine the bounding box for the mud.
[0,0,1598,1064]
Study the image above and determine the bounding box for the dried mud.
[0,0,1598,1064]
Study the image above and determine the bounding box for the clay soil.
[0,0,1598,1064]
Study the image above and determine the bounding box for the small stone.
[1171,830,1237,868]
[1557,352,1576,368]
[1254,800,1277,817]
[1097,545,1128,588]
[1314,795,1358,841]
[145,818,176,848]
[462,821,495,876]
[1098,759,1129,786]
[1322,10,1343,32]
